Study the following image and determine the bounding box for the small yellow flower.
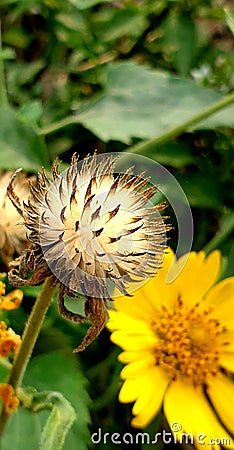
[0,321,21,357]
[0,281,23,311]
[0,383,19,414]
[107,248,234,449]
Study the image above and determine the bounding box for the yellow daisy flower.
[107,248,234,449]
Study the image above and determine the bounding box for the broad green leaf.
[2,407,41,450]
[225,8,234,35]
[24,352,91,450]
[0,107,49,171]
[68,62,234,144]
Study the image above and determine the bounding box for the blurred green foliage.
[0,0,233,449]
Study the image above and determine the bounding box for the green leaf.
[0,48,15,61]
[7,60,45,86]
[175,172,222,209]
[68,0,113,9]
[66,62,234,144]
[140,141,194,168]
[2,407,41,450]
[93,7,149,43]
[17,102,43,126]
[24,352,91,450]
[3,28,31,49]
[225,8,234,35]
[0,107,49,171]
[161,12,197,75]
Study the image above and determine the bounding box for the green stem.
[129,91,234,154]
[39,116,78,136]
[0,276,56,440]
[203,212,234,254]
[0,19,8,108]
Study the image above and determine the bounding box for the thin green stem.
[0,276,56,440]
[129,91,234,154]
[203,212,234,254]
[39,116,78,136]
[0,20,8,108]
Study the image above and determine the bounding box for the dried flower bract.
[7,153,168,351]
[0,171,33,268]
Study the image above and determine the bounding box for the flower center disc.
[152,298,224,386]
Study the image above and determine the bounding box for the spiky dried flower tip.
[0,171,33,268]
[7,153,168,351]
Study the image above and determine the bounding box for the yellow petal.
[107,310,151,334]
[131,366,169,428]
[120,354,155,379]
[220,352,234,372]
[164,378,234,450]
[154,247,175,280]
[112,248,177,315]
[205,277,234,328]
[118,350,152,364]
[172,250,221,307]
[220,329,234,352]
[139,248,179,311]
[207,373,234,434]
[113,292,158,321]
[119,377,144,403]
[110,330,156,351]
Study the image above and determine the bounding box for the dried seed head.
[0,171,32,267]
[7,153,169,351]
[39,153,167,297]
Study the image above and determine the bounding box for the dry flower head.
[0,171,33,268]
[7,153,168,351]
